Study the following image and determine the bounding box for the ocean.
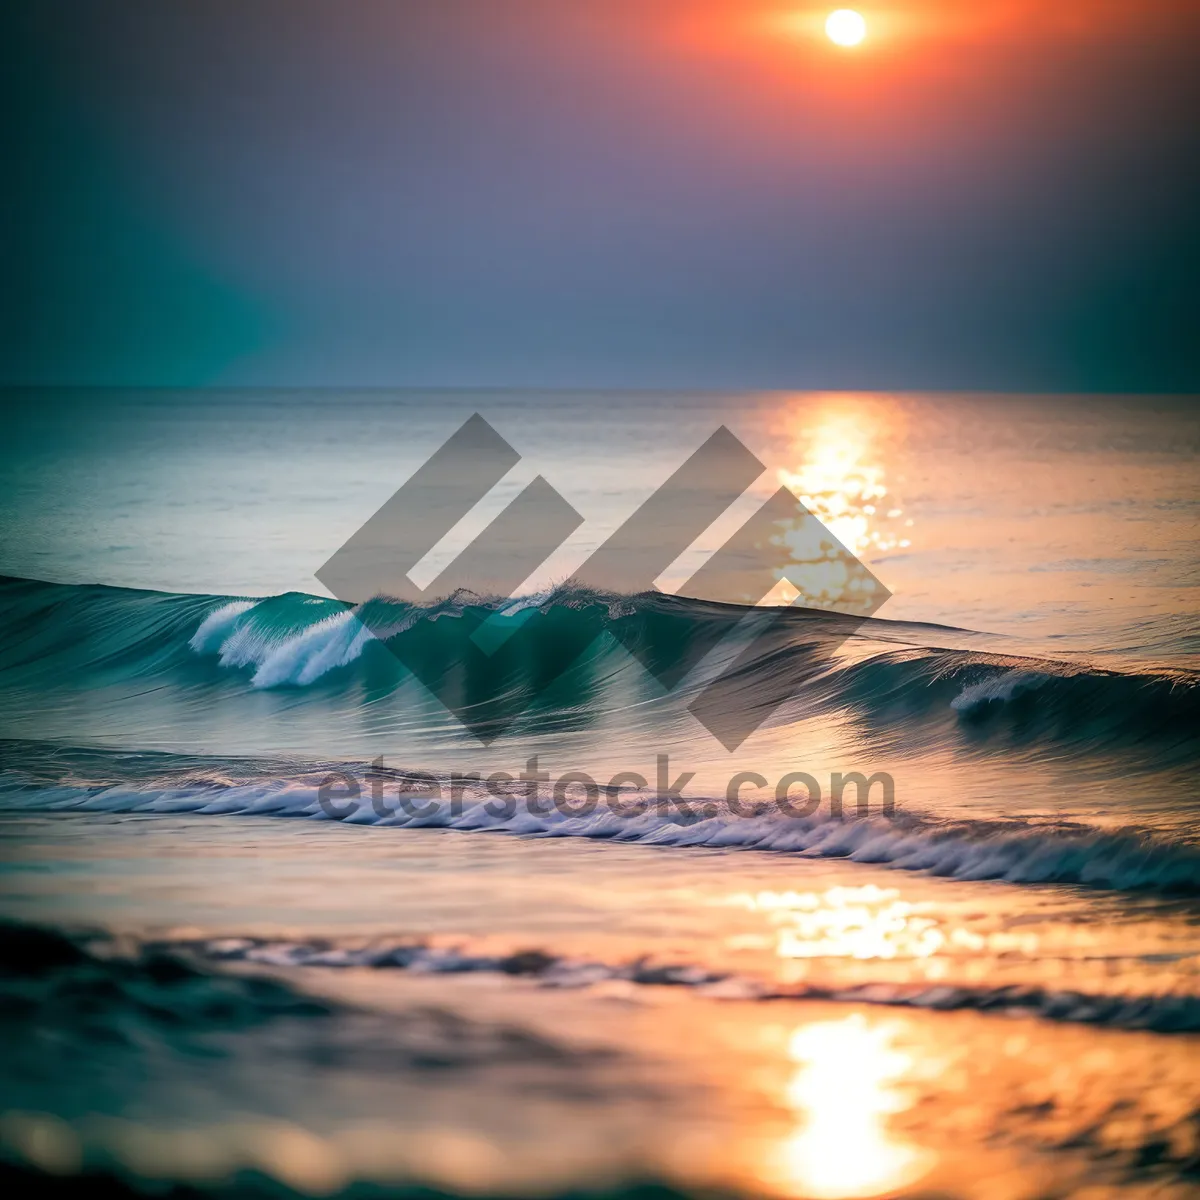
[1,388,1198,1199]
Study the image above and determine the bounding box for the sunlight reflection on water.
[767,394,911,610]
[774,1014,932,1199]
[728,885,947,962]
[775,394,912,559]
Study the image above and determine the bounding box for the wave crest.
[2,746,1197,896]
[2,574,1198,769]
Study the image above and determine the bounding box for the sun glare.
[825,9,867,47]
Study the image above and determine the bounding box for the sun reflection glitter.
[728,886,945,962]
[774,1015,931,1199]
[776,400,910,560]
[763,396,910,613]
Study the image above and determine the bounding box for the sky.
[3,0,1198,391]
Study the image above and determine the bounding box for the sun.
[826,9,867,47]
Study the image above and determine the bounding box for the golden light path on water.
[728,885,949,963]
[732,884,940,1197]
[767,394,912,610]
[775,1015,932,1199]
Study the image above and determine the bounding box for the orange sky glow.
[668,0,1196,49]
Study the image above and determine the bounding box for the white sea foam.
[187,601,257,655]
[6,776,1196,895]
[249,612,376,688]
[191,605,375,688]
[951,670,1051,713]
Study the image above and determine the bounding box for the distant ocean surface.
[1,389,1198,1200]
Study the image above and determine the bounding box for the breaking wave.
[27,924,1194,1035]
[2,742,1198,896]
[1,574,1197,769]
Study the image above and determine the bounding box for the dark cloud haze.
[3,1,1198,390]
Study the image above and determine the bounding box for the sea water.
[0,389,1197,1199]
